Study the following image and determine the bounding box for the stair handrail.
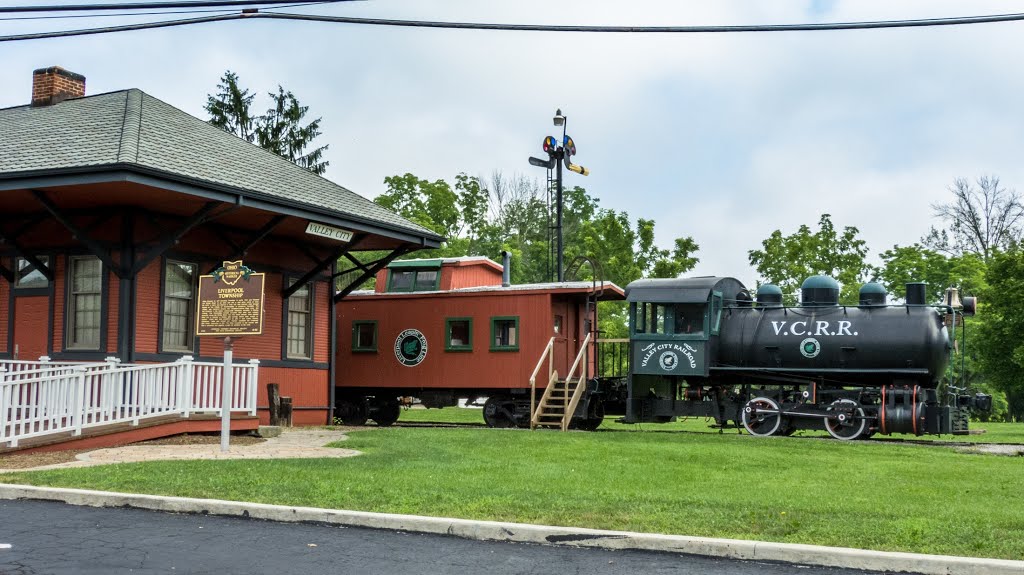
[528,337,556,430]
[530,369,560,430]
[561,332,593,431]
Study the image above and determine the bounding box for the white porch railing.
[0,356,259,448]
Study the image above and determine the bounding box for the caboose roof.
[350,280,625,300]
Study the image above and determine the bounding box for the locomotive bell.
[944,287,962,309]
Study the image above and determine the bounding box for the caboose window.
[490,316,519,351]
[387,269,440,292]
[352,321,377,352]
[389,271,414,291]
[414,270,439,291]
[445,318,473,351]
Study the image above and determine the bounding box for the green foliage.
[206,71,329,175]
[976,244,1024,421]
[876,245,987,302]
[748,214,871,304]
[374,172,700,289]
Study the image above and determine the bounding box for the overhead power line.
[0,1,332,21]
[3,9,1024,43]
[0,0,347,12]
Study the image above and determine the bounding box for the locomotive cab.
[621,276,746,423]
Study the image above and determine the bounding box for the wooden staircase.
[532,378,583,430]
[528,333,591,431]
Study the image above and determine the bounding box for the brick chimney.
[31,66,86,107]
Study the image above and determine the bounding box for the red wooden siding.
[106,269,119,354]
[0,266,7,353]
[134,259,161,355]
[51,257,65,352]
[338,291,579,391]
[314,282,329,364]
[444,264,502,290]
[256,366,328,425]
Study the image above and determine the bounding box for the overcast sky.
[3,1,1023,288]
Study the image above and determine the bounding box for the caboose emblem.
[395,329,428,367]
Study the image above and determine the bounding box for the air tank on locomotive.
[717,276,951,388]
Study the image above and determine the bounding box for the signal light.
[564,136,576,156]
[543,136,557,153]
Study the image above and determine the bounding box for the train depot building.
[0,66,442,445]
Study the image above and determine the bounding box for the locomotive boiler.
[620,275,991,439]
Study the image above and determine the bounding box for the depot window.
[490,316,519,352]
[162,260,196,352]
[66,256,103,350]
[286,280,313,360]
[15,256,49,289]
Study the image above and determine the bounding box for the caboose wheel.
[336,399,369,426]
[372,399,401,427]
[824,399,867,440]
[483,396,516,428]
[741,397,783,437]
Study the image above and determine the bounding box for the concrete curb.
[1,484,1021,575]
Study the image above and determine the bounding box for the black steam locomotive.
[619,275,991,439]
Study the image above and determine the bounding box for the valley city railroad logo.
[659,351,679,370]
[395,329,428,367]
[799,337,821,358]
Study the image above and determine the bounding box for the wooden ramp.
[0,413,259,455]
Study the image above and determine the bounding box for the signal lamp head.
[543,136,557,153]
[553,108,565,127]
[564,136,576,156]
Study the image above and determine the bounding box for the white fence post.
[178,355,194,417]
[247,359,260,416]
[0,368,8,446]
[72,366,87,436]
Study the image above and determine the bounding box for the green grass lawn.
[400,406,1024,444]
[2,416,1023,559]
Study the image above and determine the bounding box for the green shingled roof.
[0,89,443,243]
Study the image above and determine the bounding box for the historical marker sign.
[196,260,266,337]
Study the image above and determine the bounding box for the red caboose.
[335,255,624,427]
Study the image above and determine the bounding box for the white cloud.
[3,0,1024,289]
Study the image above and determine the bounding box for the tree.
[747,214,871,304]
[975,244,1024,421]
[876,244,987,303]
[923,176,1024,262]
[206,71,329,175]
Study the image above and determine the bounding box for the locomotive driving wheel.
[741,397,783,437]
[824,399,867,440]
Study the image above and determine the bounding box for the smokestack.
[501,251,511,287]
[905,282,927,305]
[32,66,86,107]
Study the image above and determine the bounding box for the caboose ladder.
[529,333,591,431]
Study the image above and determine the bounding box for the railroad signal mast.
[528,108,589,282]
